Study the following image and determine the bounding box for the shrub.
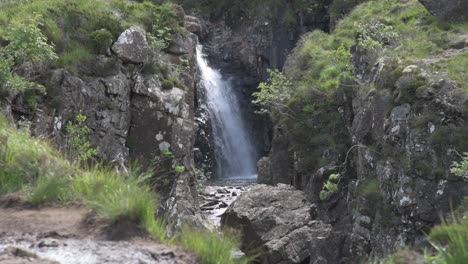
[162,79,174,90]
[357,19,399,52]
[4,16,57,64]
[90,29,113,54]
[65,113,98,162]
[254,69,294,117]
[450,152,468,180]
[320,173,340,200]
[0,15,56,97]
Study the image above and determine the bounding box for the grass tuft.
[176,227,257,264]
[427,216,468,264]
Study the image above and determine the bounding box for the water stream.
[196,45,257,180]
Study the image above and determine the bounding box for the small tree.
[66,113,98,162]
[253,69,295,118]
[0,15,57,96]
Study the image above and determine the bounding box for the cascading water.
[196,45,257,179]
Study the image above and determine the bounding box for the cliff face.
[252,0,468,262]
[2,5,206,231]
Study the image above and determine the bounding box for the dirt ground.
[0,194,197,264]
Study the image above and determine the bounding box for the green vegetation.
[0,116,71,194]
[431,53,468,91]
[90,29,113,54]
[254,69,294,118]
[0,0,181,76]
[66,113,98,162]
[284,0,467,97]
[374,157,468,263]
[176,227,256,264]
[319,173,340,200]
[0,15,56,97]
[451,153,468,180]
[427,216,468,264]
[162,79,175,90]
[0,116,251,262]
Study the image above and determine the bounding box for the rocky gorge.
[0,0,467,263]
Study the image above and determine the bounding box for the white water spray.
[196,45,257,179]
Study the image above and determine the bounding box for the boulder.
[221,184,332,264]
[167,33,191,55]
[111,26,148,64]
[418,0,468,21]
[185,16,203,37]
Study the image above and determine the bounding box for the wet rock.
[201,200,219,208]
[216,188,229,194]
[231,192,238,197]
[0,247,59,264]
[218,202,228,208]
[37,239,60,248]
[222,184,332,263]
[112,26,148,64]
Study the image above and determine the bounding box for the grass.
[431,53,468,91]
[27,174,71,205]
[286,0,468,97]
[176,227,256,264]
[0,0,181,70]
[370,215,468,264]
[427,216,468,264]
[0,116,71,194]
[0,116,253,263]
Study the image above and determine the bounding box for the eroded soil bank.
[0,195,196,264]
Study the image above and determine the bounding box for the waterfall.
[196,45,257,179]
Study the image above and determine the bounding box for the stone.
[418,0,468,21]
[37,239,60,248]
[216,188,229,194]
[185,16,203,37]
[167,33,190,55]
[111,26,148,64]
[221,184,332,263]
[218,201,228,208]
[0,247,59,264]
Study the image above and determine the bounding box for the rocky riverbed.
[0,233,194,264]
[198,179,255,228]
[0,202,195,264]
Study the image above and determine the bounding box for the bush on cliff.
[0,0,181,76]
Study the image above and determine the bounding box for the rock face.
[111,26,149,64]
[418,0,468,21]
[258,44,468,262]
[222,184,333,264]
[184,16,203,37]
[7,16,205,233]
